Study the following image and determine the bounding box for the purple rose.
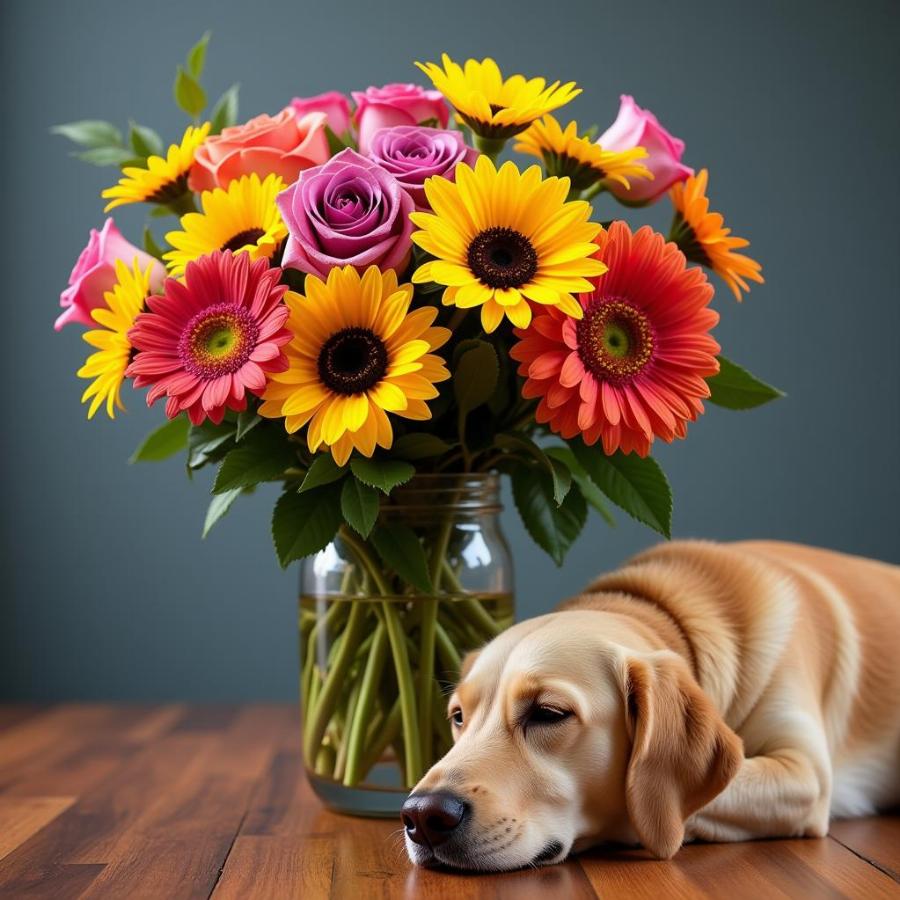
[367,125,478,211]
[277,148,415,278]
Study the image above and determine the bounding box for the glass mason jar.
[298,473,514,816]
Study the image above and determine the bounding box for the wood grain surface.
[0,704,896,899]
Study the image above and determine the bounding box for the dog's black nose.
[401,792,468,847]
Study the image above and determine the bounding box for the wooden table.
[0,705,897,899]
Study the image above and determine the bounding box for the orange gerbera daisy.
[510,221,720,457]
[669,169,764,301]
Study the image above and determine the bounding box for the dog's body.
[402,540,900,870]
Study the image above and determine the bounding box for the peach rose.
[188,107,329,192]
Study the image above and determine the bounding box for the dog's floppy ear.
[621,652,743,859]
[458,649,481,682]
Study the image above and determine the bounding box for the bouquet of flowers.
[54,36,781,797]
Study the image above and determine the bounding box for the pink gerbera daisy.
[127,251,292,425]
[510,221,721,457]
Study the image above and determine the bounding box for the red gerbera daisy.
[127,250,292,425]
[510,221,720,457]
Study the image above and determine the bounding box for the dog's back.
[566,539,900,816]
[736,540,900,814]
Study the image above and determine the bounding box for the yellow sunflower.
[410,156,607,332]
[163,173,287,279]
[416,54,580,140]
[259,266,450,465]
[514,115,652,193]
[102,122,210,212]
[669,168,764,301]
[77,258,157,419]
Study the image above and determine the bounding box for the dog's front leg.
[685,744,832,843]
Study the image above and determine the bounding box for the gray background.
[2,0,898,700]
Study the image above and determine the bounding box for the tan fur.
[405,540,900,870]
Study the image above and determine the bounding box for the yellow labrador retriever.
[402,540,900,870]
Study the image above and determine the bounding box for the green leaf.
[51,120,122,148]
[128,121,163,158]
[570,441,672,538]
[272,482,343,567]
[73,146,134,167]
[341,477,380,539]
[299,453,347,492]
[188,420,236,469]
[235,409,261,441]
[370,524,433,593]
[143,226,165,261]
[707,356,785,410]
[391,433,454,461]
[350,458,415,495]
[174,66,207,118]
[202,488,241,538]
[130,416,189,463]
[545,446,614,527]
[186,31,211,79]
[324,124,350,156]
[453,339,499,418]
[511,465,587,565]
[210,83,240,135]
[213,427,296,494]
[496,433,571,505]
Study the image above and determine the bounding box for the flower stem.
[342,621,389,786]
[474,134,507,162]
[382,600,423,786]
[338,525,423,786]
[434,620,463,678]
[303,599,367,762]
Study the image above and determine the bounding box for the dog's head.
[402,610,742,870]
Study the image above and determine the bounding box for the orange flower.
[669,169,763,301]
[189,107,329,192]
[510,222,720,457]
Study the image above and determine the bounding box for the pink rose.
[56,218,164,330]
[291,91,352,137]
[351,83,449,154]
[598,95,693,205]
[277,148,415,279]
[189,107,329,192]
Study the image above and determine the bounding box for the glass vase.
[298,473,514,816]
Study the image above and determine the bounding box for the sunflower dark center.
[467,227,538,290]
[146,172,191,205]
[576,298,654,384]
[220,228,266,253]
[317,327,388,395]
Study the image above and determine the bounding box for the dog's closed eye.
[523,704,572,735]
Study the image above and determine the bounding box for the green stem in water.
[434,620,463,678]
[359,696,402,777]
[303,600,367,762]
[337,525,423,785]
[382,600,423,786]
[333,677,362,781]
[343,621,389,786]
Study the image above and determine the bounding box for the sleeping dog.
[402,540,900,870]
